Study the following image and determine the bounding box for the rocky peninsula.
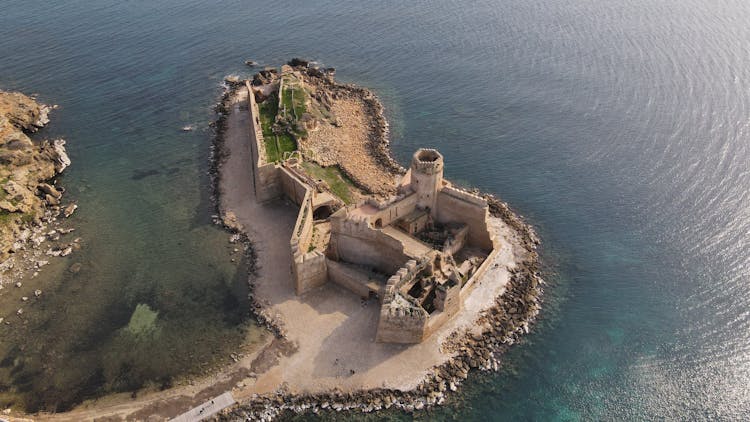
[20,60,542,421]
[0,91,76,303]
[212,61,544,420]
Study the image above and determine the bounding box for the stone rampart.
[375,301,428,344]
[460,245,500,297]
[381,259,419,302]
[329,214,411,274]
[326,260,373,299]
[376,259,430,343]
[436,187,493,251]
[246,81,282,202]
[440,185,487,207]
[293,250,327,295]
[290,190,314,255]
[279,166,309,206]
[368,193,418,228]
[290,186,329,295]
[442,225,469,256]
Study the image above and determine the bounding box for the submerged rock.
[62,203,77,218]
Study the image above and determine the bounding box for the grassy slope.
[258,93,297,163]
[301,162,357,204]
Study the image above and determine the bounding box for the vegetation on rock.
[0,91,69,261]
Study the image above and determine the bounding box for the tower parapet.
[410,149,444,215]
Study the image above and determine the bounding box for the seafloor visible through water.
[1,0,749,418]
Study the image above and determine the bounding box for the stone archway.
[313,205,334,221]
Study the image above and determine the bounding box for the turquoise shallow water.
[1,0,749,418]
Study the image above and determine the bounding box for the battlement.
[411,149,444,175]
[382,259,422,302]
[441,186,487,208]
[248,140,499,343]
[382,295,428,320]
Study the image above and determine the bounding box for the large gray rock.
[52,139,70,173]
[62,203,77,218]
[38,182,61,199]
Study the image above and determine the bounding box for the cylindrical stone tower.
[410,148,444,215]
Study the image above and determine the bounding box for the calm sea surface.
[1,0,749,418]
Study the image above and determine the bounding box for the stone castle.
[245,82,500,344]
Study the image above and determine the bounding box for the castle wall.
[376,260,430,343]
[293,250,327,295]
[436,186,493,251]
[329,214,410,274]
[443,225,470,256]
[279,166,308,206]
[460,245,500,298]
[246,81,282,202]
[256,164,282,202]
[368,193,418,228]
[288,174,328,295]
[326,259,373,299]
[376,307,427,343]
[435,282,462,317]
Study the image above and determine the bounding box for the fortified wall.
[246,81,283,202]
[246,82,337,295]
[246,79,503,343]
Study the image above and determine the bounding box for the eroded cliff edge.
[0,91,73,286]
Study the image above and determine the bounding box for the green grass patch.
[258,95,298,163]
[281,85,307,121]
[0,210,15,226]
[301,162,357,204]
[0,210,29,228]
[257,96,281,162]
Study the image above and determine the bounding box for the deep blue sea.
[1,0,749,419]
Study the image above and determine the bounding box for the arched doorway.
[313,205,334,221]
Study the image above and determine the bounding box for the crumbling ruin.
[245,70,502,344]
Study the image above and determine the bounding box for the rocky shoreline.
[210,61,545,421]
[210,79,289,340]
[0,91,77,301]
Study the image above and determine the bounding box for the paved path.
[168,392,235,422]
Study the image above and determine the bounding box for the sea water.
[1,0,748,418]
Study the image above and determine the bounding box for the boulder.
[52,139,70,173]
[62,203,77,218]
[45,194,60,205]
[288,58,311,68]
[38,182,61,198]
[0,200,19,213]
[60,245,73,256]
